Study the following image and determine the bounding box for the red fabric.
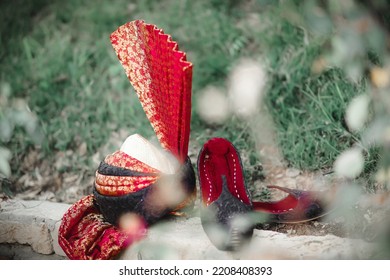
[198,138,251,206]
[252,186,318,215]
[252,189,299,213]
[59,20,194,259]
[105,151,160,173]
[58,195,146,260]
[95,151,159,196]
[110,20,193,163]
[198,138,305,215]
[60,152,157,259]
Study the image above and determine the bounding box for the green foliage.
[245,2,386,182]
[268,66,362,170]
[132,0,247,92]
[0,0,256,180]
[238,11,364,171]
[1,0,387,192]
[0,0,153,174]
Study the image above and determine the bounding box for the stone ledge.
[0,199,70,257]
[0,199,377,259]
[120,217,376,259]
[0,243,66,260]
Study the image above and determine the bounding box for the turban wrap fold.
[58,20,195,260]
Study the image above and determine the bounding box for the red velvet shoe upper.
[198,138,327,224]
[198,138,252,207]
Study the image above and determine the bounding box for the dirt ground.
[244,109,390,241]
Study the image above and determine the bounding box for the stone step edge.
[0,199,377,259]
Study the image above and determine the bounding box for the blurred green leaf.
[0,147,11,177]
[0,118,14,142]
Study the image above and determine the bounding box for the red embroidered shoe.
[198,138,254,251]
[252,186,327,223]
[198,137,329,251]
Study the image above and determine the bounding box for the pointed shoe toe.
[253,185,330,223]
[198,138,254,251]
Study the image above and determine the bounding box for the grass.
[0,0,380,193]
[250,9,381,186]
[1,0,154,174]
[241,10,364,172]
